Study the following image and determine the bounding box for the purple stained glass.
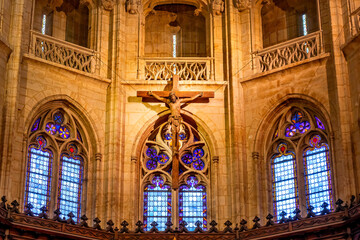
[58,154,83,223]
[298,121,310,134]
[181,153,193,164]
[271,146,298,220]
[285,125,296,137]
[193,148,204,158]
[24,137,53,215]
[45,123,57,135]
[304,135,332,214]
[146,147,157,158]
[143,176,171,231]
[31,118,41,132]
[146,159,158,170]
[179,176,207,231]
[286,112,311,137]
[315,116,325,130]
[193,159,205,170]
[158,153,169,164]
[59,127,70,139]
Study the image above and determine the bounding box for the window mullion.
[296,145,307,216]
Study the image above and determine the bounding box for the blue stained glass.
[58,155,83,222]
[182,153,193,164]
[179,133,186,140]
[53,112,64,125]
[272,148,298,220]
[59,127,70,139]
[193,148,204,158]
[146,147,157,158]
[146,159,158,170]
[286,112,311,137]
[193,159,205,170]
[158,153,169,164]
[304,136,332,214]
[25,138,52,215]
[179,176,207,231]
[144,176,171,231]
[31,118,41,132]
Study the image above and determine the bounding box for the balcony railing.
[0,195,359,239]
[142,57,212,81]
[254,31,323,73]
[351,7,360,35]
[29,30,99,74]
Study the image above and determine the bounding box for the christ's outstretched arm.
[148,91,167,103]
[180,92,203,104]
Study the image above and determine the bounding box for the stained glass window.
[271,144,298,220]
[57,145,83,222]
[285,111,310,137]
[302,14,308,36]
[41,14,46,35]
[31,118,41,132]
[315,116,325,130]
[179,176,207,231]
[304,135,332,214]
[143,176,171,231]
[25,136,53,215]
[45,112,70,139]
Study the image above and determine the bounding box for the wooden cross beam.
[137,75,214,190]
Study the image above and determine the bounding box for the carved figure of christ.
[137,75,214,190]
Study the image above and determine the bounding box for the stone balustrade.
[29,30,99,74]
[254,31,323,73]
[351,7,360,35]
[142,57,212,81]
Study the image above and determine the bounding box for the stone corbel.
[234,0,251,12]
[102,0,115,11]
[126,0,141,14]
[211,0,224,15]
[95,153,102,161]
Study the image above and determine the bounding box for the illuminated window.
[302,14,308,36]
[271,144,298,219]
[25,108,88,222]
[304,135,333,214]
[41,14,46,34]
[58,145,84,222]
[271,107,333,220]
[25,136,53,215]
[172,34,177,58]
[179,176,207,231]
[141,120,209,230]
[143,176,171,231]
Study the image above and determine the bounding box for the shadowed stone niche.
[261,0,319,48]
[145,4,207,57]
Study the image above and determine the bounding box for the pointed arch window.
[271,144,298,219]
[141,118,209,231]
[143,175,172,231]
[25,108,89,221]
[25,136,53,215]
[270,107,333,220]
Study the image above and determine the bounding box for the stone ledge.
[22,54,112,84]
[240,53,331,83]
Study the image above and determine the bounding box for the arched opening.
[261,0,319,48]
[145,4,207,57]
[65,4,90,48]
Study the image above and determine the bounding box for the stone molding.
[234,0,251,12]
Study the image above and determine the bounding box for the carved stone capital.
[234,0,251,12]
[131,156,138,163]
[102,0,115,11]
[212,156,219,164]
[126,0,140,14]
[211,0,224,15]
[95,153,102,161]
[252,152,260,161]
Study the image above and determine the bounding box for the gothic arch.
[142,0,209,16]
[253,95,335,219]
[20,97,100,220]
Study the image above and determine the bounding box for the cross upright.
[137,75,214,189]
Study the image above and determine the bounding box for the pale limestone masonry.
[0,0,359,230]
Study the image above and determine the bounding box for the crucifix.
[137,75,214,189]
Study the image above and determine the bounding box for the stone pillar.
[212,156,219,220]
